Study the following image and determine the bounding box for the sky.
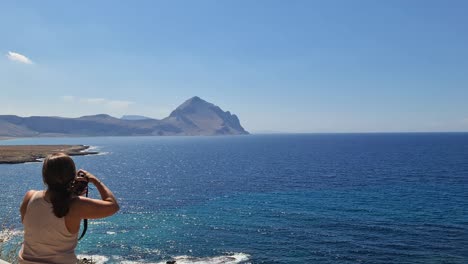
[1,0,467,133]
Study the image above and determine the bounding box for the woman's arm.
[20,190,36,223]
[72,170,120,219]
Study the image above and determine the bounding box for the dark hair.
[42,153,76,218]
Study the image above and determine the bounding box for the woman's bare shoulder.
[20,190,39,222]
[23,190,38,200]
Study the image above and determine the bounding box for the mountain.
[121,115,152,120]
[0,97,249,137]
[163,96,248,135]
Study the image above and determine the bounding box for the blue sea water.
[0,134,467,263]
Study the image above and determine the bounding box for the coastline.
[0,145,99,164]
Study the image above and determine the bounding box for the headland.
[0,145,98,164]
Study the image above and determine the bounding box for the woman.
[19,153,119,264]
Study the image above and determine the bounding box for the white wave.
[171,253,250,264]
[77,254,109,264]
[120,252,250,264]
[89,221,109,226]
[96,152,110,156]
[76,253,250,264]
[85,146,100,151]
[82,146,110,156]
[0,229,23,243]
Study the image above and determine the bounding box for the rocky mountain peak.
[166,96,248,135]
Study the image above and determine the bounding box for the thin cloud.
[61,96,75,102]
[83,98,107,104]
[6,51,33,64]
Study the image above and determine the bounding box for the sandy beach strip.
[0,145,98,164]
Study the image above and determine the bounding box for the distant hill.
[0,97,249,137]
[121,115,152,120]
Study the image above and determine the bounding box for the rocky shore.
[0,145,98,164]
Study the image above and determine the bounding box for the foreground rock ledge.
[0,145,98,164]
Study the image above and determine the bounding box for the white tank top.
[19,191,78,264]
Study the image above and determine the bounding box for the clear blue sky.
[1,0,467,132]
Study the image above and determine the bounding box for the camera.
[72,171,88,195]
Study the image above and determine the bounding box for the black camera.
[72,171,88,196]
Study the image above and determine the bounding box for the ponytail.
[48,184,73,218]
[42,153,77,218]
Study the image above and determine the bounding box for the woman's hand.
[77,169,100,185]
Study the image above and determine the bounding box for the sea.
[0,134,467,264]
